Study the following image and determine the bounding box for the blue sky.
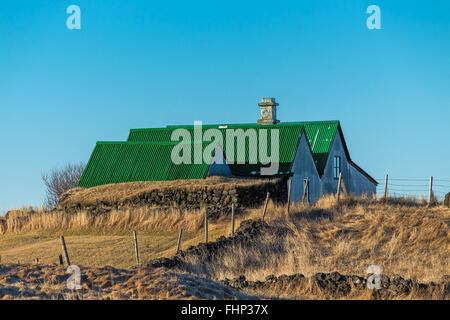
[1,0,449,212]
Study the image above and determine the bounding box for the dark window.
[333,156,341,179]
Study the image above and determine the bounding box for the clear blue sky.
[1,0,449,212]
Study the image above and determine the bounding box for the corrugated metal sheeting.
[78,141,217,188]
[127,121,339,176]
[79,121,340,188]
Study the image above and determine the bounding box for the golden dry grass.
[0,265,252,300]
[0,205,251,268]
[1,206,205,234]
[1,194,448,292]
[0,222,231,268]
[183,195,449,285]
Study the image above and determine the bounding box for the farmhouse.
[79,98,377,203]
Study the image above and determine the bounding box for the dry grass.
[0,264,252,300]
[0,227,233,268]
[0,205,248,268]
[1,194,448,299]
[0,216,232,268]
[183,195,450,284]
[58,176,274,208]
[1,206,206,235]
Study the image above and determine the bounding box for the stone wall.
[59,177,288,217]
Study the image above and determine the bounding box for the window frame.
[333,156,341,180]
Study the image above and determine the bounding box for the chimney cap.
[258,97,279,107]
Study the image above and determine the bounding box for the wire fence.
[375,176,450,201]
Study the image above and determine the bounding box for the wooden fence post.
[336,172,342,201]
[230,203,236,236]
[35,258,39,265]
[287,179,292,215]
[341,178,347,196]
[302,177,310,203]
[58,254,63,265]
[176,227,184,254]
[133,230,139,266]
[261,192,270,222]
[428,176,433,205]
[383,174,388,201]
[204,211,208,243]
[60,236,71,266]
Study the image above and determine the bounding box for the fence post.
[133,230,139,266]
[35,258,39,265]
[302,177,310,203]
[58,254,63,265]
[428,176,433,205]
[204,210,208,243]
[230,203,236,236]
[336,172,342,201]
[176,227,184,254]
[383,174,388,201]
[287,179,292,215]
[261,192,270,222]
[60,236,71,266]
[341,178,347,195]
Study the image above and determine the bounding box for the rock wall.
[59,177,289,217]
[221,271,449,300]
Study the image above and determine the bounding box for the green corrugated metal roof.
[127,121,339,175]
[79,121,341,188]
[78,141,220,188]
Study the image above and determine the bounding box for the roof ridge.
[96,140,218,146]
[129,120,340,132]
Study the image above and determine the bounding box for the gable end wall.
[289,132,321,203]
[321,131,376,197]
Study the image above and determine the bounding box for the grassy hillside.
[0,264,255,300]
[1,195,448,286]
[0,209,236,268]
[179,197,449,286]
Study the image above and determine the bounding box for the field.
[0,193,449,300]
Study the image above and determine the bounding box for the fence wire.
[375,177,450,200]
